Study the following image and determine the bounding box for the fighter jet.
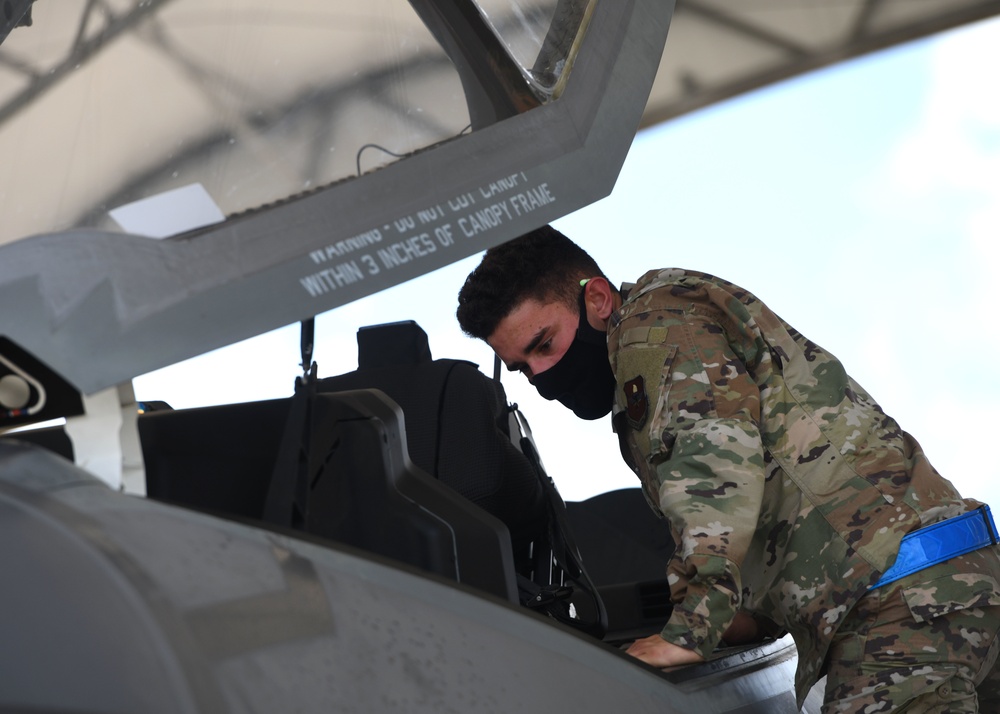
[0,2,996,711]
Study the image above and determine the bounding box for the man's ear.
[583,277,615,327]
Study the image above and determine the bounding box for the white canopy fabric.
[645,0,1000,128]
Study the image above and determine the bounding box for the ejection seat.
[312,321,611,635]
[314,321,546,570]
[136,387,520,600]
[136,319,575,610]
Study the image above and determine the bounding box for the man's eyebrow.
[522,329,547,356]
[505,328,547,373]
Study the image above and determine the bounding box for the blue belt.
[870,505,999,589]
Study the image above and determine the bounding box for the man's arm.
[610,287,769,659]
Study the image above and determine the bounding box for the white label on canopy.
[109,183,226,239]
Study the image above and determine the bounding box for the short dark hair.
[456,225,606,340]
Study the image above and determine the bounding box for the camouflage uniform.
[607,268,1000,711]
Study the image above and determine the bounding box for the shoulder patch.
[624,375,648,431]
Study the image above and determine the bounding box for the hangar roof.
[2,1,996,248]
[0,0,997,396]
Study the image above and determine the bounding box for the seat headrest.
[357,321,432,369]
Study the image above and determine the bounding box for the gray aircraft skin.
[0,410,813,713]
[2,1,992,712]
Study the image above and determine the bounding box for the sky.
[135,14,1000,511]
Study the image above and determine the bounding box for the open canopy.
[0,0,671,398]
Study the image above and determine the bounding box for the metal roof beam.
[849,0,887,41]
[681,0,811,58]
[643,0,1000,129]
[0,0,177,127]
[0,48,36,77]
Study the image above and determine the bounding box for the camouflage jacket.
[607,269,975,698]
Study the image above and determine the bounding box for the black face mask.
[531,287,615,420]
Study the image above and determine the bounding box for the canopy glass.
[0,0,592,246]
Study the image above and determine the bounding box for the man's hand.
[624,634,705,668]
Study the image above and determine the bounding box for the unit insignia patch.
[624,375,648,430]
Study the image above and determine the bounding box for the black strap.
[300,318,315,374]
[263,320,318,528]
[514,408,608,637]
[262,366,317,528]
